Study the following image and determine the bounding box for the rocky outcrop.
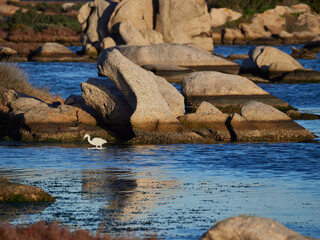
[211,4,320,45]
[97,48,200,143]
[201,215,316,240]
[79,0,213,53]
[155,0,212,51]
[181,71,290,113]
[81,78,133,126]
[118,20,150,46]
[210,8,242,28]
[229,101,314,142]
[78,0,117,53]
[31,43,82,62]
[241,46,320,82]
[2,92,115,142]
[108,0,154,32]
[0,178,55,203]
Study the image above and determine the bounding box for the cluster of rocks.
[212,4,320,45]
[240,45,320,83]
[1,48,315,144]
[78,0,320,55]
[78,0,213,54]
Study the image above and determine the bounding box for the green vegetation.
[205,0,319,14]
[7,8,81,33]
[7,194,26,203]
[7,1,83,14]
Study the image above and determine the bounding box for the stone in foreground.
[201,215,316,240]
[0,178,55,203]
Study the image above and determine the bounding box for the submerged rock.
[201,215,316,240]
[0,178,55,203]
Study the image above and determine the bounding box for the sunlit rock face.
[201,215,316,240]
[78,0,213,53]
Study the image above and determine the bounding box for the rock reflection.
[0,202,53,222]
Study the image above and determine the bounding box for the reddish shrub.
[7,27,81,43]
[0,42,41,55]
[0,222,157,240]
[0,29,8,40]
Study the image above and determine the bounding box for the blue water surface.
[0,45,319,239]
[0,142,319,239]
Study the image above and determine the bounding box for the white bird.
[83,134,107,148]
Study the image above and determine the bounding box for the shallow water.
[0,142,319,239]
[0,45,319,239]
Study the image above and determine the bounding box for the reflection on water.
[0,143,319,239]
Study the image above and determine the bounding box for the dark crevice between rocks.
[152,0,159,30]
[225,115,237,142]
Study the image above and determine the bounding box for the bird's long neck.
[86,135,91,142]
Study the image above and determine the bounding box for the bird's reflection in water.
[81,169,179,223]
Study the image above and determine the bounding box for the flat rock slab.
[181,71,291,113]
[275,69,320,83]
[0,179,55,203]
[116,44,240,76]
[185,95,292,113]
[229,101,314,142]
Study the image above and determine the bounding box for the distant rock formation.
[241,46,320,82]
[78,0,213,53]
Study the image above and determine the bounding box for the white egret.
[83,134,107,148]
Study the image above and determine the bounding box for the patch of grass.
[35,2,63,13]
[0,63,57,104]
[205,0,301,14]
[7,194,26,203]
[284,12,308,32]
[7,9,81,33]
